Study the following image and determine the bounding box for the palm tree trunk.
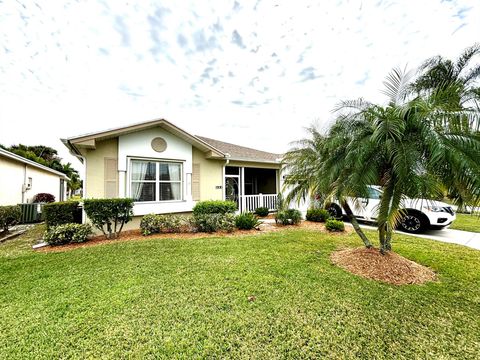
[340,200,373,248]
[379,225,387,254]
[385,226,392,251]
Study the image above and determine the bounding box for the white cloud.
[0,0,479,169]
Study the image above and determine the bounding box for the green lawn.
[450,213,480,233]
[1,226,479,359]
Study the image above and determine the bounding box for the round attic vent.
[151,137,167,152]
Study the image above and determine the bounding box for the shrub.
[33,193,55,203]
[325,219,345,232]
[235,213,261,230]
[254,207,269,217]
[192,200,237,215]
[275,208,302,225]
[192,213,236,233]
[306,208,330,222]
[44,223,92,246]
[83,198,134,239]
[0,205,22,233]
[43,201,79,229]
[140,214,184,236]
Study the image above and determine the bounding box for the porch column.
[241,167,245,212]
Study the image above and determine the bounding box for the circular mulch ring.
[331,247,436,285]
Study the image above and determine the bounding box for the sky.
[1,0,479,169]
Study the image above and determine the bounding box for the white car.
[327,185,456,233]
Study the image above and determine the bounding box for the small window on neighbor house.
[27,177,32,189]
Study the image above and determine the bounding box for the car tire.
[326,203,343,220]
[399,212,428,234]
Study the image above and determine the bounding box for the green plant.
[192,200,237,215]
[284,48,480,253]
[306,208,330,222]
[235,213,261,230]
[43,201,79,229]
[0,205,22,233]
[192,213,236,233]
[275,209,302,225]
[140,214,184,236]
[254,207,269,217]
[325,219,345,232]
[32,193,55,203]
[83,198,134,239]
[43,223,92,245]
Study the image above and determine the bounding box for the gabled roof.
[196,136,282,163]
[62,118,282,164]
[0,148,68,179]
[62,119,225,162]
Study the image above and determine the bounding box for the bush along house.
[62,119,287,229]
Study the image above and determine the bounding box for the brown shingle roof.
[196,136,282,163]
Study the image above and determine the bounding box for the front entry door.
[225,176,240,210]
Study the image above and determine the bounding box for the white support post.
[259,193,263,208]
[240,167,245,212]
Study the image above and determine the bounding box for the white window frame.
[128,157,184,203]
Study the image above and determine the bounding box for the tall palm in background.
[284,51,480,253]
[413,44,480,111]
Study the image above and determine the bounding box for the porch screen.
[130,159,182,202]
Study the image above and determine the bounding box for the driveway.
[346,222,480,250]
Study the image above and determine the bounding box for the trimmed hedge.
[33,193,55,203]
[192,213,236,233]
[44,223,92,246]
[325,219,345,232]
[254,207,269,217]
[83,198,134,239]
[275,209,302,225]
[43,201,80,229]
[192,200,237,215]
[235,213,260,230]
[140,214,184,236]
[0,205,22,233]
[306,208,330,222]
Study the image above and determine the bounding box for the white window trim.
[128,157,185,204]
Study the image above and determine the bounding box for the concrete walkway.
[345,222,480,250]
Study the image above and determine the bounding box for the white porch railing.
[240,194,278,213]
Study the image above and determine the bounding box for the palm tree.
[413,44,480,112]
[61,163,82,197]
[284,67,480,254]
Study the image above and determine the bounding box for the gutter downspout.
[22,164,27,203]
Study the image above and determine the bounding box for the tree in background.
[284,47,480,254]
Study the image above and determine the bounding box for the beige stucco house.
[62,119,284,228]
[0,148,68,206]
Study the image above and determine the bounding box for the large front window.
[130,159,182,202]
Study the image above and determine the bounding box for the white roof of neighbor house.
[62,118,283,164]
[0,148,69,179]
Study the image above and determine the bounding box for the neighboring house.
[62,119,285,228]
[0,148,68,205]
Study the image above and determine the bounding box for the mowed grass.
[450,213,480,233]
[1,226,479,359]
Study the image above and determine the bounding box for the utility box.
[19,203,44,223]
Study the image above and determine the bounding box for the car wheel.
[399,212,427,233]
[326,203,342,220]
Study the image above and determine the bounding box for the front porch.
[224,166,279,213]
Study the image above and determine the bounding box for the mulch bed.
[36,220,351,253]
[331,247,437,285]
